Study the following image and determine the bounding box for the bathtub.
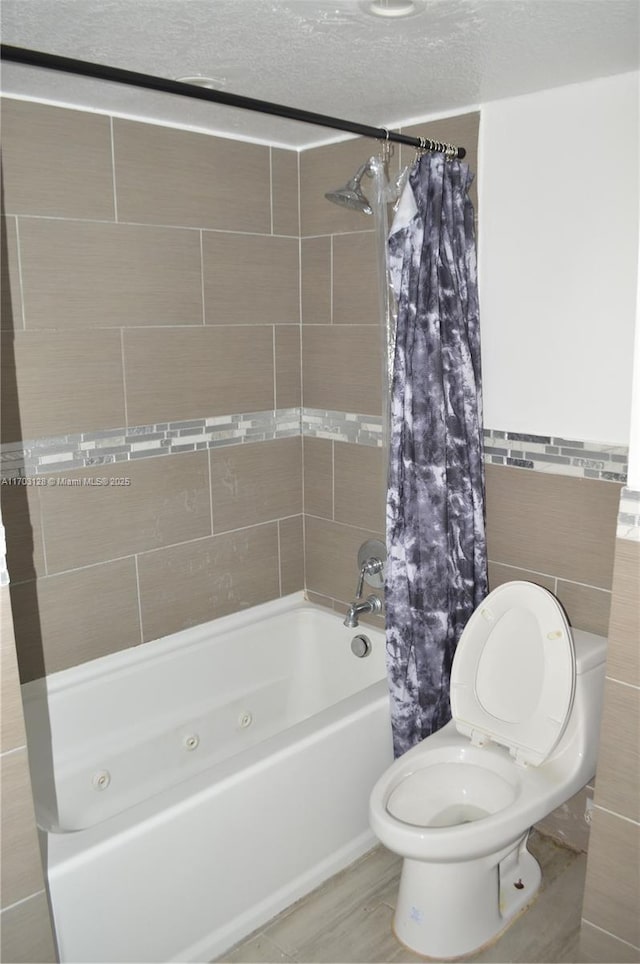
[21,592,393,963]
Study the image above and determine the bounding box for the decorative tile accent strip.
[617,486,640,541]
[0,409,302,479]
[0,410,628,485]
[301,408,384,447]
[483,429,628,483]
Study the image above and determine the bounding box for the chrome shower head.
[324,161,373,215]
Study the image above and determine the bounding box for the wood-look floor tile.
[263,846,400,958]
[472,853,586,963]
[219,835,586,964]
[218,934,295,963]
[295,901,400,963]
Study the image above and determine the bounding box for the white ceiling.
[1,0,638,148]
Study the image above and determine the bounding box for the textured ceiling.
[1,0,638,148]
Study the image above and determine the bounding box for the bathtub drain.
[183,734,200,751]
[238,711,253,729]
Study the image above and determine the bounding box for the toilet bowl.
[370,581,607,960]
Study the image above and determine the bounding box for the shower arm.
[0,44,466,159]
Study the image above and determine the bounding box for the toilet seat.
[451,581,575,766]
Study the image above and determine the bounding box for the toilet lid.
[450,581,575,766]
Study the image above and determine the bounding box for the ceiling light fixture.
[363,0,422,17]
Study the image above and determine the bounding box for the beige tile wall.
[580,533,640,962]
[485,463,622,635]
[1,99,303,690]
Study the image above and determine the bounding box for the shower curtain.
[385,151,488,758]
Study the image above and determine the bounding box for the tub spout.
[343,594,382,629]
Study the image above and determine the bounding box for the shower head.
[324,161,373,215]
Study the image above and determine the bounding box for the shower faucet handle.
[354,539,387,598]
[355,557,384,599]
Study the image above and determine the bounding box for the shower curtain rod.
[1,44,466,159]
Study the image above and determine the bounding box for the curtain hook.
[379,127,393,163]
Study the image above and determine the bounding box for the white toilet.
[369,581,607,960]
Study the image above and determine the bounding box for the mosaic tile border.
[483,428,628,483]
[301,408,384,447]
[0,409,628,485]
[617,486,640,542]
[0,409,301,479]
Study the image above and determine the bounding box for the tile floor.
[217,831,586,963]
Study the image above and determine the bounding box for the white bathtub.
[22,592,393,963]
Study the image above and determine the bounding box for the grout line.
[302,511,307,593]
[592,803,640,827]
[556,578,611,592]
[330,234,334,324]
[8,516,302,586]
[199,230,206,325]
[604,675,640,691]
[0,888,47,916]
[133,555,144,645]
[331,440,335,520]
[296,150,301,240]
[580,920,640,952]
[39,503,50,578]
[276,520,283,596]
[0,743,29,759]
[13,217,27,329]
[12,322,318,332]
[304,512,381,536]
[298,182,306,591]
[109,116,119,222]
[207,449,215,536]
[269,146,274,235]
[119,329,129,427]
[272,326,278,409]
[490,563,616,600]
[11,212,298,238]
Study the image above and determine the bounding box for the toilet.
[369,581,607,960]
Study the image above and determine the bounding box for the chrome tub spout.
[343,594,382,629]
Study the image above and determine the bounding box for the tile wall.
[580,489,640,963]
[1,98,304,683]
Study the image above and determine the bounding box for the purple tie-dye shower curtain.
[385,152,488,758]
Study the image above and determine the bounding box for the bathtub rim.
[22,590,383,702]
[29,592,389,842]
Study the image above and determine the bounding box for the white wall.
[628,244,640,487]
[478,72,639,444]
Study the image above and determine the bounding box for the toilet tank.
[548,627,607,782]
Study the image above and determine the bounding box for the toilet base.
[393,832,542,959]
